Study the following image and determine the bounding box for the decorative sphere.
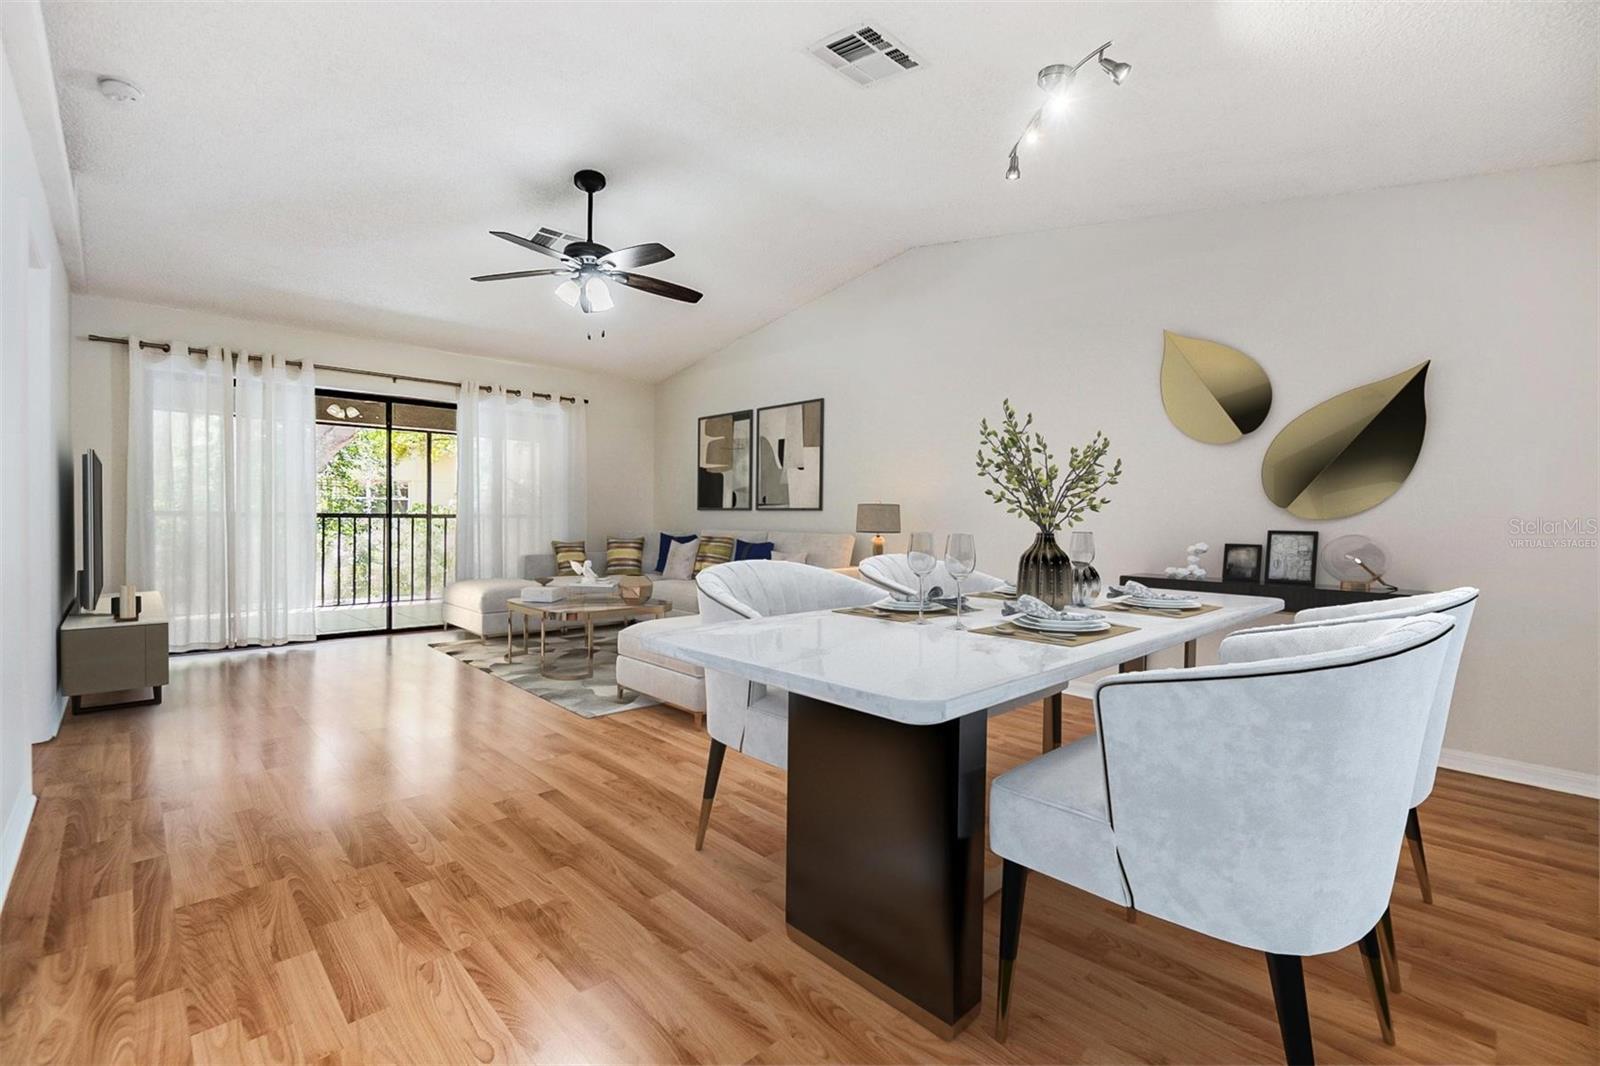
[1322,535,1388,584]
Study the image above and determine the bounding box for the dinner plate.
[1126,598,1200,610]
[1012,614,1110,633]
[874,599,949,613]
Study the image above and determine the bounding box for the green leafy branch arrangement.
[976,399,1123,533]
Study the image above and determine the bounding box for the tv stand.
[59,591,169,714]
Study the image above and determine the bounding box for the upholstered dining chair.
[990,613,1456,1064]
[1252,587,1480,906]
[858,552,1006,599]
[691,560,884,850]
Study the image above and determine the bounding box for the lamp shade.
[855,503,901,534]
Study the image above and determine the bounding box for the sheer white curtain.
[127,341,318,650]
[231,355,318,645]
[127,341,232,650]
[454,384,587,580]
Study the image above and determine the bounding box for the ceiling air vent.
[809,24,922,87]
[528,227,583,254]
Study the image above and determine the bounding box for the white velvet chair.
[858,552,1006,600]
[691,560,884,850]
[1233,587,1479,905]
[990,613,1456,1063]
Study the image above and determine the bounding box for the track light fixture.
[1005,40,1130,182]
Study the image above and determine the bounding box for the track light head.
[1099,54,1131,84]
[1005,150,1021,182]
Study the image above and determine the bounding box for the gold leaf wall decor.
[1261,361,1430,520]
[1160,331,1274,443]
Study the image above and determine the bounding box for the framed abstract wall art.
[755,398,824,510]
[697,409,753,510]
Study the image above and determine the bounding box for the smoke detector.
[96,76,143,104]
[809,25,922,87]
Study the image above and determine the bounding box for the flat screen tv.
[77,450,103,611]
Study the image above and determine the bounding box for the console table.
[1120,573,1426,616]
[59,591,169,714]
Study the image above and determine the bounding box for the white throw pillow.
[772,550,808,564]
[663,537,700,580]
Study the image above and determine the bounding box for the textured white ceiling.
[43,1,1597,381]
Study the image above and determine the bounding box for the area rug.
[429,627,657,718]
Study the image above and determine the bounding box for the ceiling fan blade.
[490,230,572,260]
[609,271,704,304]
[599,243,674,270]
[470,268,568,282]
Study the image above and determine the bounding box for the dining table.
[644,590,1286,1039]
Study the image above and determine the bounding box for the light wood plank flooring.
[2,632,1595,1064]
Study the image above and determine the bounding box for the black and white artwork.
[1265,530,1319,585]
[1222,543,1263,582]
[756,399,823,510]
[697,409,752,510]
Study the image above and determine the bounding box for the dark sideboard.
[1119,573,1427,616]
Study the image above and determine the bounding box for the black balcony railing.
[316,513,456,608]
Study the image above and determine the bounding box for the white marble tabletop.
[644,593,1286,724]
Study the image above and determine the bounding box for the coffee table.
[506,597,670,680]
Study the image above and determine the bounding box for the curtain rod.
[85,334,589,405]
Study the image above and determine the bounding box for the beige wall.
[654,163,1599,787]
[70,293,656,584]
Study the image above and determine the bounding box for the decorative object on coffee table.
[697,409,752,510]
[1222,543,1263,582]
[756,398,824,509]
[1160,330,1273,443]
[1322,533,1397,592]
[1266,530,1319,585]
[1262,361,1430,519]
[976,399,1121,609]
[1165,541,1209,579]
[856,502,901,556]
[618,575,654,604]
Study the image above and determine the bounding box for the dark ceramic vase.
[1017,531,1071,609]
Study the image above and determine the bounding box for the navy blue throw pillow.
[733,539,775,561]
[655,533,696,573]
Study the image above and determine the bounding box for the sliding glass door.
[313,390,457,636]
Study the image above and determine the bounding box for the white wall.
[70,293,656,586]
[655,164,1599,786]
[0,41,73,902]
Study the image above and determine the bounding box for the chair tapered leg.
[694,739,727,851]
[994,860,1029,1041]
[1265,953,1315,1066]
[1405,807,1433,903]
[1359,925,1396,1046]
[1377,906,1401,993]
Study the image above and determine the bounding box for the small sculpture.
[572,559,606,585]
[1164,541,1210,580]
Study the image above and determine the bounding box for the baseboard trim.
[0,792,39,911]
[42,695,67,742]
[1439,748,1599,798]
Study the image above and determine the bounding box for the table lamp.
[856,503,901,556]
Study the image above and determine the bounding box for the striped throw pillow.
[605,537,645,576]
[693,535,736,575]
[551,540,587,573]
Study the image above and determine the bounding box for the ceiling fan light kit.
[472,169,704,314]
[1006,40,1130,182]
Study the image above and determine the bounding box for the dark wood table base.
[786,693,987,1038]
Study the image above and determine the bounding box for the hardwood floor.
[2,632,1595,1064]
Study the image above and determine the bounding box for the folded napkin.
[1001,595,1103,622]
[1106,580,1197,602]
[893,584,947,603]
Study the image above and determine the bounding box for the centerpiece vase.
[1017,531,1072,609]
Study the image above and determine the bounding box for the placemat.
[835,605,956,623]
[1101,601,1224,617]
[971,590,1015,601]
[971,620,1138,648]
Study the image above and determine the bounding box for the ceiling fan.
[472,169,703,314]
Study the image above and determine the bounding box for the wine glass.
[907,533,936,625]
[945,534,976,630]
[1067,530,1096,608]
